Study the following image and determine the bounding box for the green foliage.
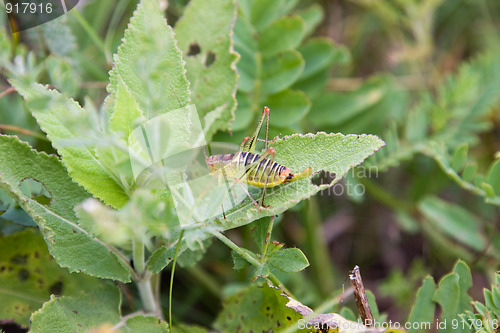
[229,0,349,138]
[0,135,131,282]
[214,282,304,332]
[30,285,122,333]
[0,229,100,328]
[404,260,473,333]
[461,274,500,333]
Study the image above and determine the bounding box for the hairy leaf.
[108,0,190,118]
[174,0,239,140]
[0,135,131,282]
[10,79,129,208]
[30,285,121,333]
[221,132,385,228]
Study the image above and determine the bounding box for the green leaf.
[223,133,385,227]
[407,276,436,333]
[253,263,271,279]
[10,79,129,208]
[258,16,305,57]
[213,282,303,332]
[307,76,389,127]
[232,250,252,271]
[0,230,100,328]
[267,248,309,272]
[146,243,189,274]
[462,162,477,183]
[404,104,428,143]
[295,4,324,37]
[292,70,329,100]
[298,38,347,81]
[242,0,294,31]
[451,144,469,172]
[108,0,190,118]
[232,92,254,131]
[486,159,500,196]
[0,135,131,282]
[233,16,257,93]
[41,17,76,57]
[366,289,380,321]
[453,260,473,314]
[433,273,460,333]
[45,56,81,97]
[266,89,310,128]
[122,315,170,333]
[250,217,271,252]
[174,0,239,139]
[30,285,121,333]
[109,76,143,137]
[419,196,486,252]
[0,188,35,227]
[261,50,304,95]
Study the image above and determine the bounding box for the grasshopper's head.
[205,155,215,172]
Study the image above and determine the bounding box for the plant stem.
[212,230,294,297]
[261,216,275,257]
[304,197,335,294]
[0,124,49,141]
[133,240,145,275]
[169,230,185,332]
[136,277,163,318]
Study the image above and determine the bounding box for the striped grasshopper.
[205,107,312,211]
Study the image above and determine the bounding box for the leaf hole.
[187,42,201,56]
[310,170,336,187]
[204,51,216,67]
[19,178,52,206]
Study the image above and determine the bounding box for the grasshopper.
[205,106,312,211]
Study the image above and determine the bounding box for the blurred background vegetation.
[1,0,500,328]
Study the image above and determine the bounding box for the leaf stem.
[261,216,275,258]
[212,230,294,297]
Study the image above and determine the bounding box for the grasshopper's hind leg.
[241,106,271,152]
[258,147,275,208]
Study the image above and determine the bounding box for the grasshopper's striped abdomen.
[206,152,312,188]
